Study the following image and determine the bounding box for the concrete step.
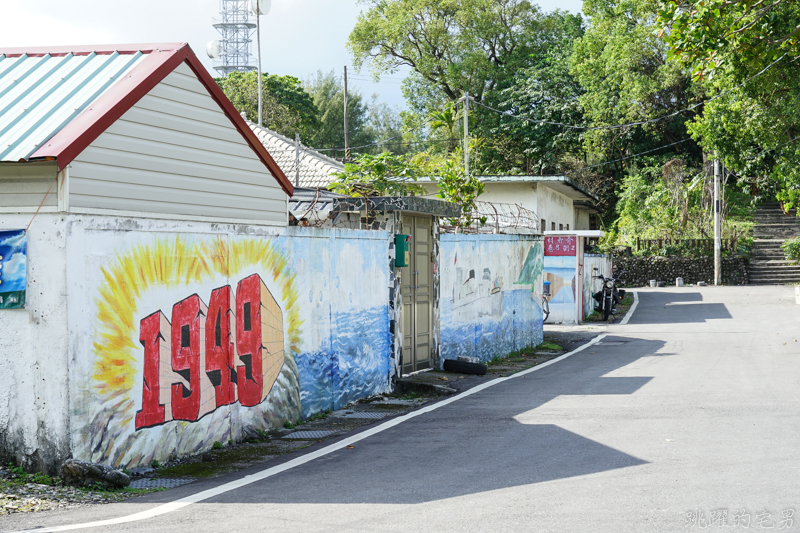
[749,260,798,266]
[749,274,800,282]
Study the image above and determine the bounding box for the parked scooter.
[592,267,626,321]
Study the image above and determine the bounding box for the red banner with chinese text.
[544,236,576,256]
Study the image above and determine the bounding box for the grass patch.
[155,445,290,478]
[535,342,563,352]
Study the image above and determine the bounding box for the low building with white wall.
[0,43,398,473]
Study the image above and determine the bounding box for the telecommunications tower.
[208,0,256,75]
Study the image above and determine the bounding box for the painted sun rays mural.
[438,235,544,363]
[74,231,391,468]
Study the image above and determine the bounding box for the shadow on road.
[187,336,668,505]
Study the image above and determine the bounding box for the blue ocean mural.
[544,255,576,324]
[0,229,26,309]
[439,235,544,364]
[296,305,391,415]
[288,232,393,417]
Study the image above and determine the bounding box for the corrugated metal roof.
[0,51,146,162]
[247,120,343,188]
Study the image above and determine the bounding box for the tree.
[304,70,405,156]
[570,0,701,167]
[657,0,800,209]
[216,71,320,141]
[330,152,423,196]
[658,0,800,79]
[348,0,548,106]
[473,11,586,174]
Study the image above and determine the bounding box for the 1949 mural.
[70,230,391,468]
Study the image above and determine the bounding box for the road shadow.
[631,291,732,324]
[179,336,667,505]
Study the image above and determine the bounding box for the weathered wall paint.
[543,254,576,324]
[438,234,543,363]
[584,254,613,318]
[0,214,393,471]
[0,214,71,474]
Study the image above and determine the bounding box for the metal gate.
[401,215,433,374]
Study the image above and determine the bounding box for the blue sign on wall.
[0,229,26,309]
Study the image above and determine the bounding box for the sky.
[0,0,584,110]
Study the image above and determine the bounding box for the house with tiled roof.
[246,120,343,189]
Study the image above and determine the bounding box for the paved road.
[4,286,800,532]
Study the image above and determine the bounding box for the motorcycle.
[592,267,626,321]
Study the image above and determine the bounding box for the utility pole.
[463,93,469,177]
[343,66,350,162]
[256,0,262,127]
[294,133,300,187]
[714,156,721,285]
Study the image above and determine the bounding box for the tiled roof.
[247,120,343,189]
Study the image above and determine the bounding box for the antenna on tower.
[208,0,257,75]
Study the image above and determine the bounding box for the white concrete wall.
[421,181,577,231]
[69,63,287,225]
[583,254,612,319]
[1,212,393,471]
[0,213,71,474]
[575,209,591,231]
[537,185,575,231]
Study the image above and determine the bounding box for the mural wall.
[584,254,613,319]
[543,236,578,324]
[438,234,544,363]
[66,223,391,468]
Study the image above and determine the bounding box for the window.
[540,219,546,232]
[559,224,563,231]
[565,224,570,231]
[551,222,556,230]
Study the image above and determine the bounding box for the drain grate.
[343,412,392,419]
[286,430,333,439]
[129,478,195,489]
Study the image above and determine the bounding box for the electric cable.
[470,54,787,132]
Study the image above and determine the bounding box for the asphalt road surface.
[4,286,799,532]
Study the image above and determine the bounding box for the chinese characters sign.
[0,229,26,309]
[544,236,576,257]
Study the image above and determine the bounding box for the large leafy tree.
[658,0,800,79]
[570,0,701,167]
[657,1,800,207]
[474,11,586,175]
[348,0,549,106]
[216,71,320,141]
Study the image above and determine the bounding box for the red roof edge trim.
[0,43,186,58]
[30,46,189,169]
[181,48,293,197]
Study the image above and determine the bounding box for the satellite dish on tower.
[250,0,270,15]
[206,40,222,59]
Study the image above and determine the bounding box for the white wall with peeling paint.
[0,213,71,474]
[0,212,394,472]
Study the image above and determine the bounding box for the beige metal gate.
[401,215,433,374]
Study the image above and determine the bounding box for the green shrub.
[782,237,800,262]
[211,441,224,450]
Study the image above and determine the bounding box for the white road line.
[11,332,622,533]
[619,291,639,325]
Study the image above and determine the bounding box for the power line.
[564,138,694,175]
[470,54,787,132]
[314,102,457,153]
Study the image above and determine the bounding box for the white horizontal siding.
[69,62,287,224]
[0,162,58,208]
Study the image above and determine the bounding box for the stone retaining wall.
[614,256,749,287]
